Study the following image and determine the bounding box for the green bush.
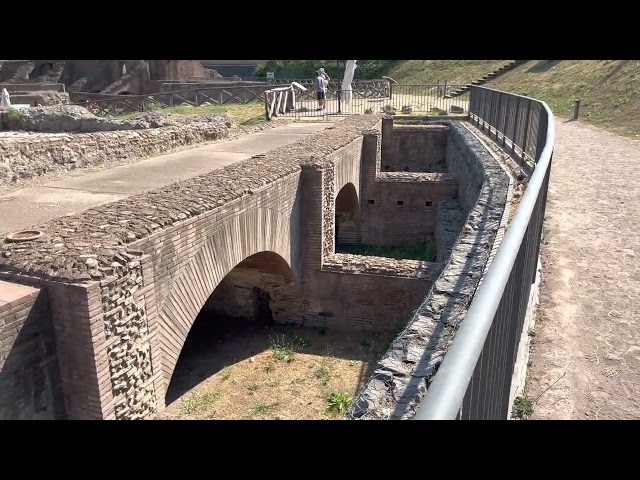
[6,108,23,123]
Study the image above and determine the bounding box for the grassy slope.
[387,60,514,84]
[487,60,640,138]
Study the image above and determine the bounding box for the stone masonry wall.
[99,258,157,420]
[0,118,287,189]
[0,280,64,419]
[434,199,465,263]
[446,124,488,214]
[381,118,449,172]
[347,120,510,419]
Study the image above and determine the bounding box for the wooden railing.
[70,80,393,117]
[70,85,271,117]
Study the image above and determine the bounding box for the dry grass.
[388,60,513,85]
[157,323,396,420]
[487,60,640,139]
[120,102,267,126]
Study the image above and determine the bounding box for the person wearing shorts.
[314,70,327,111]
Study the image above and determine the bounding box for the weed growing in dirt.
[269,334,296,362]
[221,367,233,380]
[327,392,353,414]
[512,395,534,419]
[315,365,331,386]
[250,402,279,417]
[182,391,220,415]
[269,333,310,362]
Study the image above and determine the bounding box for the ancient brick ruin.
[0,114,512,420]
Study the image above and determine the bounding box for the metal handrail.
[413,86,555,420]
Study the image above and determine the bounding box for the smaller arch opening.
[118,91,134,95]
[30,63,53,78]
[335,182,361,250]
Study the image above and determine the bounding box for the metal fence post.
[573,99,581,120]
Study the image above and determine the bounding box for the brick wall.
[298,128,446,332]
[381,118,449,172]
[359,124,459,247]
[203,253,303,325]
[0,280,64,419]
[361,174,459,247]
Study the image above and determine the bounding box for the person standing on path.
[314,70,327,111]
[318,67,330,83]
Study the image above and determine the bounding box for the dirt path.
[525,118,640,420]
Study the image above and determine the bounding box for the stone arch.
[157,207,300,398]
[335,182,361,247]
[30,63,53,78]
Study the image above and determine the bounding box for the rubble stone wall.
[346,120,511,420]
[0,121,228,187]
[0,115,286,188]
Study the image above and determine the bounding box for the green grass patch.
[511,395,534,419]
[5,108,24,123]
[487,60,640,138]
[389,60,513,85]
[250,402,279,417]
[337,238,436,262]
[182,390,220,415]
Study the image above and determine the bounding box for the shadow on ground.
[165,311,395,408]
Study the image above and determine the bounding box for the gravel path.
[525,119,640,420]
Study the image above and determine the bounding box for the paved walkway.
[0,122,330,236]
[525,119,640,420]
